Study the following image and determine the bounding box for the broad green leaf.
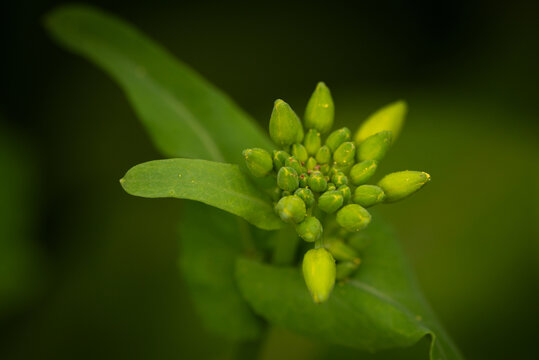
[120,158,282,230]
[45,5,273,164]
[236,218,463,360]
[178,201,263,340]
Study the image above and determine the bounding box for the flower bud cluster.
[242,82,430,303]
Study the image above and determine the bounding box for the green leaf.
[120,158,282,230]
[178,201,263,340]
[45,5,273,164]
[235,218,462,360]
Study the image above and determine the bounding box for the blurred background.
[1,0,538,359]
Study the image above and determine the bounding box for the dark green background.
[1,1,538,359]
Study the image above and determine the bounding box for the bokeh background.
[1,1,538,359]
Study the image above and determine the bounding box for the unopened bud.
[243,148,273,177]
[277,166,299,192]
[318,190,344,213]
[326,182,336,191]
[333,142,356,166]
[319,164,330,175]
[275,195,306,223]
[296,216,323,242]
[299,173,309,188]
[336,204,372,232]
[285,156,305,175]
[349,160,378,185]
[325,238,361,263]
[377,171,431,202]
[332,172,348,187]
[357,131,392,162]
[306,157,318,171]
[326,127,351,152]
[354,100,407,144]
[272,150,290,171]
[302,248,336,303]
[294,187,315,208]
[269,99,303,147]
[338,185,351,204]
[304,82,335,134]
[304,129,322,155]
[308,171,328,193]
[315,145,332,164]
[352,185,386,207]
[292,143,309,163]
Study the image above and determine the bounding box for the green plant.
[45,5,463,359]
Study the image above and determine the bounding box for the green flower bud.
[243,148,273,177]
[325,238,361,263]
[332,172,348,186]
[275,195,306,223]
[326,127,351,152]
[291,143,309,163]
[296,216,323,242]
[352,185,386,207]
[269,99,303,147]
[294,187,315,208]
[333,142,356,166]
[304,129,322,155]
[349,160,378,185]
[347,232,372,251]
[306,157,318,171]
[304,82,335,134]
[308,171,327,193]
[357,131,392,162]
[277,166,299,192]
[272,150,290,171]
[318,190,344,213]
[281,190,291,197]
[336,261,360,280]
[336,204,372,232]
[299,173,309,188]
[377,171,431,202]
[302,248,336,303]
[338,185,351,203]
[326,183,336,191]
[285,156,305,175]
[319,164,330,175]
[354,100,407,144]
[315,145,332,164]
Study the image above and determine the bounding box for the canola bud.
[318,190,344,213]
[308,171,328,193]
[336,204,372,232]
[354,100,406,144]
[349,160,378,185]
[285,156,305,175]
[277,166,299,192]
[352,185,386,207]
[326,127,351,152]
[292,143,309,163]
[243,148,273,177]
[315,145,332,164]
[275,195,306,223]
[306,157,318,171]
[294,187,315,208]
[269,99,303,147]
[304,129,322,155]
[272,150,290,171]
[377,171,431,202]
[296,216,323,242]
[332,172,348,187]
[357,131,392,162]
[302,248,336,303]
[319,164,330,175]
[304,82,335,134]
[338,184,351,204]
[333,142,356,166]
[299,173,309,188]
[326,183,336,191]
[325,237,361,263]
